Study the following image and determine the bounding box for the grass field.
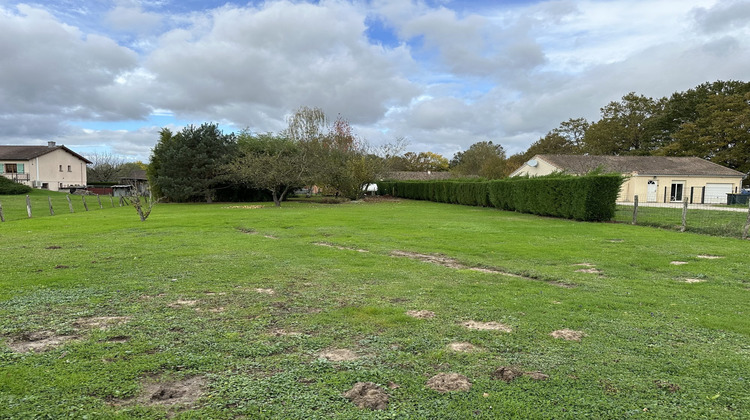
[0,195,748,418]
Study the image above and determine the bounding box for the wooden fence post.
[82,195,89,211]
[110,196,114,207]
[48,196,55,216]
[632,195,638,225]
[0,201,4,222]
[66,195,74,213]
[119,196,124,207]
[26,195,32,218]
[97,195,102,209]
[743,199,750,240]
[680,197,688,232]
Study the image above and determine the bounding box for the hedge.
[0,177,32,195]
[377,174,623,222]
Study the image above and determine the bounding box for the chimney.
[47,141,56,147]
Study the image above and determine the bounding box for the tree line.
[147,107,400,205]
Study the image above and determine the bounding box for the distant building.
[0,142,91,192]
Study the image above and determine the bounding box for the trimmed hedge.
[377,174,623,222]
[0,177,32,195]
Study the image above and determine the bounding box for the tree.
[658,92,750,174]
[450,141,507,179]
[149,123,236,203]
[225,132,307,207]
[398,151,450,172]
[86,151,126,183]
[583,93,662,155]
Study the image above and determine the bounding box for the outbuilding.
[510,155,746,204]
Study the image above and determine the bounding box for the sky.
[1,0,749,162]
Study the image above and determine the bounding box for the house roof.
[535,154,745,177]
[0,145,92,164]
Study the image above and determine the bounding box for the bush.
[0,177,32,195]
[378,174,624,222]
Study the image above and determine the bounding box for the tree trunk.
[272,190,281,207]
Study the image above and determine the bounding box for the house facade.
[0,142,91,192]
[510,154,746,204]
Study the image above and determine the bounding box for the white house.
[510,154,746,204]
[0,142,92,192]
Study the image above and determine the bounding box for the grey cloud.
[692,0,750,33]
[104,4,163,34]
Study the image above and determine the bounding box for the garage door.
[704,183,733,204]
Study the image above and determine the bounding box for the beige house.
[0,142,91,192]
[510,154,746,204]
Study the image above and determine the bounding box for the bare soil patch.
[462,320,512,332]
[682,278,706,283]
[45,245,62,249]
[551,329,585,341]
[406,310,435,319]
[574,263,595,267]
[168,299,198,308]
[697,255,723,259]
[426,373,472,393]
[448,342,481,352]
[491,366,523,382]
[121,376,206,409]
[7,331,77,353]
[654,380,680,393]
[313,242,369,253]
[319,348,359,361]
[254,288,275,295]
[524,371,550,381]
[575,268,603,274]
[670,261,688,265]
[343,382,389,410]
[271,328,302,337]
[106,335,130,343]
[74,316,131,330]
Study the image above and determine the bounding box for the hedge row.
[377,174,623,222]
[0,177,32,195]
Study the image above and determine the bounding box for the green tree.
[658,92,750,174]
[149,123,236,203]
[225,132,307,207]
[450,141,507,179]
[398,151,450,172]
[583,93,662,155]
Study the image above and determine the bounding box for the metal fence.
[614,195,750,239]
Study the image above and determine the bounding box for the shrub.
[0,177,32,195]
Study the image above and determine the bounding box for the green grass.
[0,197,748,418]
[0,189,122,222]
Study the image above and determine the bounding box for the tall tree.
[149,123,236,203]
[86,151,125,183]
[583,93,662,155]
[450,141,507,179]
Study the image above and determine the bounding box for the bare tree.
[86,152,126,183]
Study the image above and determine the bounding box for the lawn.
[0,196,748,419]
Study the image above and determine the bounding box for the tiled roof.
[0,145,92,164]
[536,155,745,177]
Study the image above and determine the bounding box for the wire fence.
[614,195,750,239]
[0,193,128,223]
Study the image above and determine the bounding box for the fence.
[0,193,129,223]
[614,195,750,239]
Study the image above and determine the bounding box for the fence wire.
[614,200,750,239]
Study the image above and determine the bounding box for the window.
[59,165,63,172]
[4,163,18,173]
[67,165,71,172]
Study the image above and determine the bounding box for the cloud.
[104,1,163,34]
[692,0,750,33]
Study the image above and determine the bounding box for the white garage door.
[704,183,732,204]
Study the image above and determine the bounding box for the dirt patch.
[7,331,77,353]
[608,239,624,243]
[574,263,595,267]
[697,255,723,259]
[128,376,206,408]
[236,227,257,234]
[254,288,275,295]
[319,348,359,361]
[46,245,62,249]
[551,329,585,341]
[426,373,472,393]
[524,371,550,381]
[314,242,369,253]
[264,235,278,239]
[491,366,524,382]
[343,382,389,410]
[654,380,680,393]
[406,310,435,319]
[54,265,69,269]
[203,291,227,296]
[106,335,130,343]
[74,316,131,330]
[271,329,302,337]
[462,320,512,332]
[682,278,706,283]
[575,268,603,274]
[168,299,198,308]
[670,261,688,265]
[448,342,481,352]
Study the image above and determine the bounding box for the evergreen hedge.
[377,174,623,222]
[0,177,32,195]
